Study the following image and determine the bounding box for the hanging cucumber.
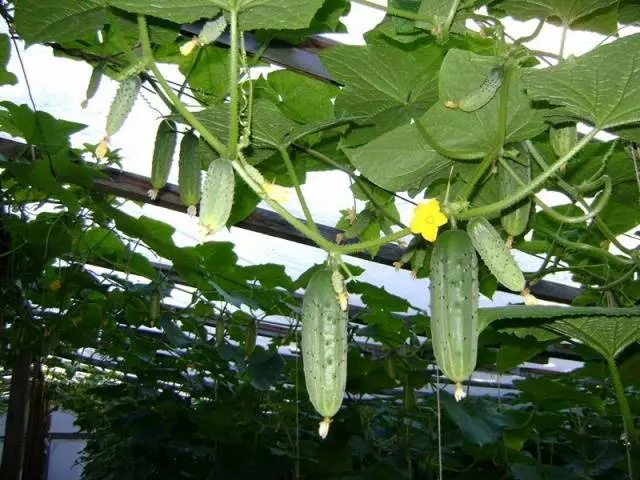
[466,217,526,293]
[499,145,532,242]
[445,65,504,112]
[148,120,178,200]
[199,158,235,238]
[178,131,202,216]
[429,230,478,401]
[96,75,142,158]
[301,268,348,439]
[81,63,103,109]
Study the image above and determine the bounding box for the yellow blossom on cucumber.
[263,183,291,203]
[95,136,109,159]
[410,199,448,242]
[180,38,199,56]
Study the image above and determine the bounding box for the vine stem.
[228,9,240,159]
[526,140,639,264]
[606,356,637,452]
[137,15,228,158]
[456,128,599,220]
[558,23,568,60]
[276,145,320,235]
[335,228,410,255]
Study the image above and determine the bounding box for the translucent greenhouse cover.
[0,3,638,389]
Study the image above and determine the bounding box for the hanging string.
[436,367,443,480]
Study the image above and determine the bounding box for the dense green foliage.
[1,0,640,478]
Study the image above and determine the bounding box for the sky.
[1,2,637,383]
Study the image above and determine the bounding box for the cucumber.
[178,131,202,216]
[199,158,235,238]
[95,75,141,158]
[148,120,178,200]
[499,145,532,239]
[81,63,103,109]
[429,230,478,401]
[550,123,577,158]
[447,65,504,112]
[466,217,526,293]
[301,268,348,438]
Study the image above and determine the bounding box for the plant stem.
[276,145,320,235]
[228,9,240,159]
[336,228,411,255]
[458,153,494,202]
[559,23,568,60]
[526,141,639,264]
[607,355,637,446]
[298,145,409,228]
[443,0,461,33]
[537,228,634,266]
[456,128,599,220]
[137,15,228,157]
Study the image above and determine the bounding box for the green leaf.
[480,305,640,332]
[349,282,410,313]
[179,45,229,106]
[247,347,284,390]
[523,35,640,129]
[489,0,618,33]
[494,335,549,373]
[320,37,444,122]
[594,182,640,236]
[14,0,108,44]
[239,264,294,290]
[237,0,326,31]
[619,0,640,24]
[109,0,220,23]
[0,34,17,86]
[441,395,514,446]
[257,70,339,123]
[1,102,86,154]
[343,122,453,192]
[421,50,546,159]
[544,316,640,359]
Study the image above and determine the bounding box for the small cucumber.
[429,230,478,401]
[199,158,235,238]
[466,217,526,293]
[81,63,103,109]
[499,144,532,238]
[178,131,202,216]
[106,75,141,137]
[447,65,504,113]
[550,123,577,158]
[148,120,178,200]
[302,269,348,439]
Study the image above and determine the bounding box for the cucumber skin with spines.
[458,65,504,112]
[429,230,478,401]
[106,75,141,137]
[499,145,532,237]
[178,131,202,215]
[467,217,526,293]
[199,158,235,236]
[149,119,177,199]
[302,269,348,437]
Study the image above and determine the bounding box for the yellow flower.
[49,279,62,291]
[95,137,109,159]
[263,183,291,203]
[410,199,448,242]
[180,38,199,56]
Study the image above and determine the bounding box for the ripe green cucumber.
[178,131,202,216]
[199,158,235,237]
[148,120,177,200]
[106,75,141,137]
[550,123,577,158]
[499,145,532,238]
[466,217,526,293]
[429,230,478,401]
[301,268,348,438]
